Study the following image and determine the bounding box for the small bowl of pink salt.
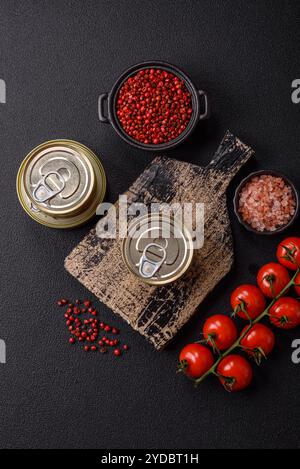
[234,170,299,234]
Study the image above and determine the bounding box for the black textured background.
[1,0,300,449]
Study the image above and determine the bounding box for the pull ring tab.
[139,242,167,279]
[32,171,66,204]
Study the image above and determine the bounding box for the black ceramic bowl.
[233,170,299,235]
[98,61,210,151]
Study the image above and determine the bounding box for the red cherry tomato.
[269,297,300,329]
[203,314,238,351]
[217,355,253,392]
[178,344,214,379]
[276,237,300,271]
[240,324,275,363]
[294,272,300,297]
[257,262,290,298]
[230,284,266,320]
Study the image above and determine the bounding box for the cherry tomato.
[257,262,290,298]
[217,355,253,392]
[178,344,214,379]
[231,284,266,320]
[269,297,300,329]
[294,272,300,297]
[276,237,300,271]
[203,314,238,351]
[240,324,275,363]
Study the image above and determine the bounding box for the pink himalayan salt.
[238,175,296,232]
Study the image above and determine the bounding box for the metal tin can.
[16,140,106,228]
[122,213,194,285]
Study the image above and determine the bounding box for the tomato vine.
[194,269,300,387]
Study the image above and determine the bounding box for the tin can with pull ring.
[16,140,106,229]
[122,213,194,285]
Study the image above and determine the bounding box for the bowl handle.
[198,90,210,120]
[98,93,110,124]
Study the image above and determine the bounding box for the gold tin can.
[122,213,194,285]
[16,140,106,228]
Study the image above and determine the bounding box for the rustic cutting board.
[65,131,254,349]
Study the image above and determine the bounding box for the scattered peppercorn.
[57,298,129,358]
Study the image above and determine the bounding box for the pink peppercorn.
[116,68,192,145]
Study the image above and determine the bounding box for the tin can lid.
[16,140,106,228]
[122,213,194,285]
[22,141,96,216]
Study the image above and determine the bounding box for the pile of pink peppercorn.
[57,298,129,357]
[116,68,193,144]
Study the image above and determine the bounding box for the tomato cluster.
[178,237,300,392]
[116,68,192,144]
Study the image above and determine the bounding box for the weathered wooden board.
[65,131,254,349]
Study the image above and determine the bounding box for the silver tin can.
[122,213,194,285]
[16,140,106,228]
